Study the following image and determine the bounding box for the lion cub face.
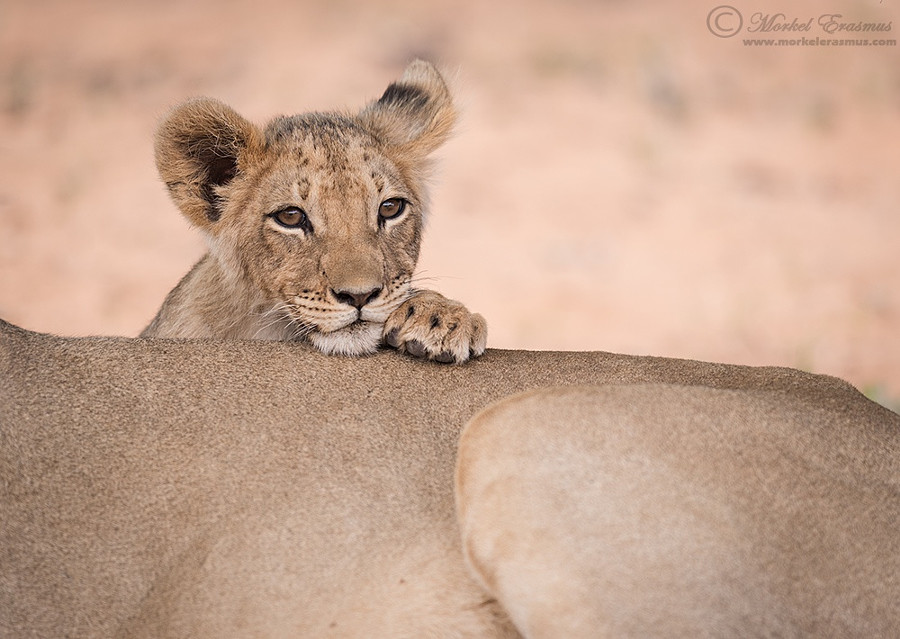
[154,61,455,355]
[222,116,424,355]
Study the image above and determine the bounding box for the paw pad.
[382,290,487,364]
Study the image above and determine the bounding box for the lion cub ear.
[358,60,456,160]
[155,98,263,229]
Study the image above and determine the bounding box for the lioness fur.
[142,61,486,363]
[458,386,900,638]
[2,319,898,637]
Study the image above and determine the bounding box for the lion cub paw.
[383,290,487,364]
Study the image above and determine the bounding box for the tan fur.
[142,61,486,363]
[3,318,898,637]
[457,386,900,638]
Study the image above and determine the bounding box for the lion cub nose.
[332,287,382,310]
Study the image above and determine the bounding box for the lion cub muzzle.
[293,242,402,356]
[321,243,386,312]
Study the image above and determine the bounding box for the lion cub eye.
[270,207,312,232]
[378,198,407,223]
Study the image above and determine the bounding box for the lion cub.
[142,61,486,363]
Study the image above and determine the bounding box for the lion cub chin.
[141,60,486,363]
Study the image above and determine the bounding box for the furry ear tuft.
[155,98,262,229]
[358,60,456,159]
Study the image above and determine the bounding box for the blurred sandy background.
[1,0,897,406]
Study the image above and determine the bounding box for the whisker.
[409,270,466,291]
[290,323,316,341]
[409,269,441,287]
[411,270,468,287]
[282,308,320,341]
[253,303,287,324]
[251,302,311,340]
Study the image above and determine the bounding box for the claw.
[384,328,400,348]
[406,340,427,359]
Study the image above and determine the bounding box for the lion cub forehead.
[262,112,398,180]
[264,112,377,152]
[260,112,402,197]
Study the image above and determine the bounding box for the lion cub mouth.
[285,285,406,356]
[307,318,383,357]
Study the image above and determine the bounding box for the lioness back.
[3,321,899,637]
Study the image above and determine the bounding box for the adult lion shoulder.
[142,61,486,363]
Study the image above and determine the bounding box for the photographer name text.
[748,13,892,35]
